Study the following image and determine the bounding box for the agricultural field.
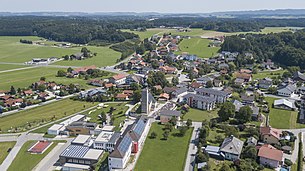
[265,97,302,129]
[0,36,121,67]
[0,66,97,90]
[182,108,219,122]
[176,38,220,58]
[0,141,16,165]
[135,123,192,171]
[0,98,98,133]
[0,64,29,72]
[85,102,129,131]
[7,140,63,171]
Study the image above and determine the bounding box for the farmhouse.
[159,66,177,74]
[109,74,128,85]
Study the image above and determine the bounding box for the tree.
[67,67,74,73]
[100,111,107,124]
[136,43,145,55]
[163,130,170,140]
[196,150,209,163]
[186,119,192,127]
[241,145,257,160]
[224,126,239,138]
[218,102,235,121]
[57,70,66,77]
[40,77,46,81]
[172,77,179,86]
[130,83,140,90]
[220,163,233,171]
[235,106,253,123]
[179,126,188,136]
[10,86,16,95]
[169,116,178,126]
[268,86,277,95]
[206,80,213,88]
[150,131,157,139]
[37,84,46,92]
[132,90,142,103]
[164,123,173,132]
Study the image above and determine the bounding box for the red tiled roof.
[23,90,33,95]
[74,65,96,73]
[260,126,282,140]
[104,83,114,88]
[159,93,170,99]
[236,72,252,80]
[116,93,128,99]
[111,74,127,81]
[258,145,283,161]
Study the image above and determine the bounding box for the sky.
[1,0,305,13]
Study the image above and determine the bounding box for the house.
[258,145,284,168]
[196,77,213,85]
[141,88,157,114]
[109,74,128,85]
[240,94,255,105]
[232,100,244,112]
[260,126,282,144]
[172,87,188,98]
[88,79,104,87]
[125,74,144,85]
[159,93,170,101]
[213,79,223,87]
[22,90,33,96]
[184,54,198,61]
[195,88,230,103]
[235,72,252,82]
[293,71,305,82]
[159,66,177,74]
[234,78,245,86]
[72,66,97,75]
[182,93,216,111]
[277,84,296,97]
[261,59,275,69]
[115,93,129,101]
[250,106,260,120]
[219,136,244,161]
[66,122,97,136]
[259,78,273,89]
[159,110,181,123]
[274,99,295,110]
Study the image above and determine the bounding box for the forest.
[221,30,305,69]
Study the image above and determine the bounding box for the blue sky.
[1,0,305,13]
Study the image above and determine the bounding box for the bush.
[284,158,293,166]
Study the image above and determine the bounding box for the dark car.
[7,148,12,153]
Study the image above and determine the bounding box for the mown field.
[182,108,219,122]
[135,123,192,171]
[0,66,96,90]
[176,38,220,58]
[0,141,16,165]
[252,69,286,80]
[0,64,29,71]
[0,98,98,133]
[0,36,121,67]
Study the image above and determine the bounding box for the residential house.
[182,93,216,111]
[240,94,255,105]
[195,88,230,103]
[88,79,104,87]
[261,59,275,69]
[159,110,181,123]
[125,74,144,85]
[109,74,128,85]
[235,72,252,82]
[172,87,188,98]
[196,77,213,85]
[260,126,282,144]
[277,84,296,97]
[159,66,177,74]
[246,137,258,146]
[115,93,129,101]
[219,136,244,161]
[258,145,284,168]
[274,99,295,110]
[159,93,170,101]
[293,71,305,82]
[259,78,273,89]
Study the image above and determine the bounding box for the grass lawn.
[0,64,29,71]
[265,97,301,129]
[176,38,220,58]
[135,123,193,171]
[0,36,121,67]
[0,141,16,165]
[0,98,98,133]
[7,140,62,171]
[183,108,219,122]
[85,102,129,131]
[0,66,106,90]
[207,128,225,146]
[252,69,286,80]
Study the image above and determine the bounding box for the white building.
[94,131,120,152]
